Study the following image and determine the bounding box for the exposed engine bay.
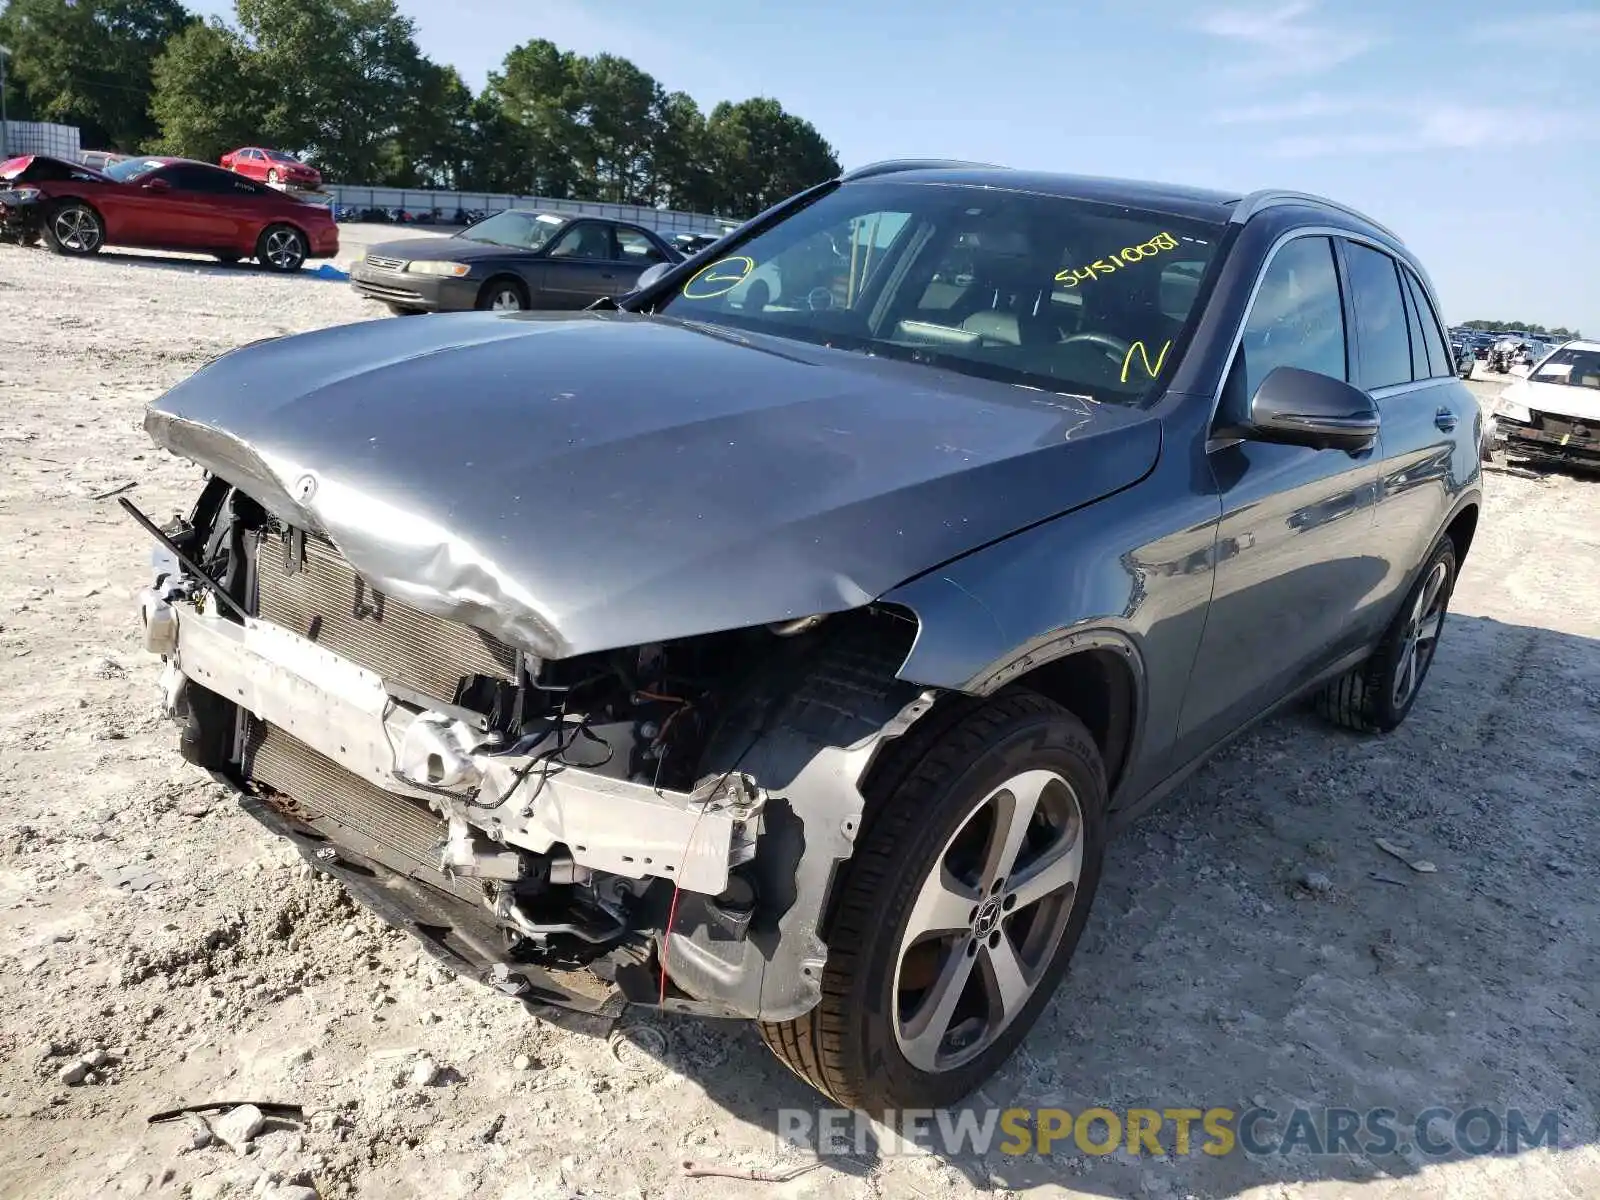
[133,475,930,1022]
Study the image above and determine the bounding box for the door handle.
[1434,408,1458,433]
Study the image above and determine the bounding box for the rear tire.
[256,224,306,273]
[760,690,1108,1110]
[1316,539,1457,733]
[43,202,104,257]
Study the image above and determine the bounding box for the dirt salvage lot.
[1,240,1598,1200]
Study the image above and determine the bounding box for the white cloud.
[1195,1,1380,79]
[1214,93,1372,124]
[1258,100,1594,158]
[1469,11,1600,42]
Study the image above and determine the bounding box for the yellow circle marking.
[681,255,755,300]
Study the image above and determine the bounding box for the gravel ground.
[1,235,1597,1200]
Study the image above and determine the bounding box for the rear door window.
[1342,241,1413,389]
[615,226,668,263]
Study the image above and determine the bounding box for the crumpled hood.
[1500,377,1600,423]
[145,311,1160,659]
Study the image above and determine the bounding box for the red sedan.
[221,146,323,190]
[0,154,338,271]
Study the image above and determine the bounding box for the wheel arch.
[477,273,530,308]
[1444,500,1479,566]
[48,194,106,225]
[994,642,1140,795]
[259,218,310,246]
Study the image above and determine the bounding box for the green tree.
[230,0,437,182]
[570,52,660,203]
[147,18,263,160]
[648,90,712,211]
[703,97,839,216]
[486,38,586,197]
[0,0,192,149]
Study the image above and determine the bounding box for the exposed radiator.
[244,718,483,903]
[253,529,518,707]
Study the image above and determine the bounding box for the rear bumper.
[348,264,478,310]
[308,227,339,259]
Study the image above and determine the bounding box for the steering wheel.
[1058,331,1133,360]
[805,286,835,312]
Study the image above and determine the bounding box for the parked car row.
[0,153,338,270]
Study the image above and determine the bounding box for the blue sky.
[193,0,1600,333]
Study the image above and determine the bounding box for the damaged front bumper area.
[1492,412,1600,469]
[134,487,928,1023]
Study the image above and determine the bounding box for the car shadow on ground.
[5,243,345,281]
[613,611,1598,1196]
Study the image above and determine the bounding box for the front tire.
[476,278,528,311]
[1316,539,1457,733]
[761,690,1107,1109]
[256,224,307,272]
[44,202,104,256]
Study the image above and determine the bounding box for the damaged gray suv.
[131,160,1482,1109]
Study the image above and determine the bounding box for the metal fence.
[1,120,80,161]
[326,185,740,236]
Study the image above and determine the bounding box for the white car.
[1487,339,1600,469]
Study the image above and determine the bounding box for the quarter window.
[1233,236,1348,401]
[1342,241,1412,389]
[1402,268,1451,379]
[1401,272,1431,380]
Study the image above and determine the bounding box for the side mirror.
[634,262,673,292]
[1234,365,1380,452]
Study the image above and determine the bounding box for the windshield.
[103,157,166,182]
[459,210,565,251]
[1530,347,1600,389]
[655,181,1223,403]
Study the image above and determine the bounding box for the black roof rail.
[839,158,1008,182]
[1232,189,1401,242]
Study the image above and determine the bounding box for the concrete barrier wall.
[326,185,740,236]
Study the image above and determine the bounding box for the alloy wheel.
[489,287,524,311]
[53,208,102,253]
[264,228,305,271]
[892,768,1084,1073]
[1391,559,1449,708]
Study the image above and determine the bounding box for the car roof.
[1556,339,1599,352]
[837,161,1398,240]
[840,164,1243,223]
